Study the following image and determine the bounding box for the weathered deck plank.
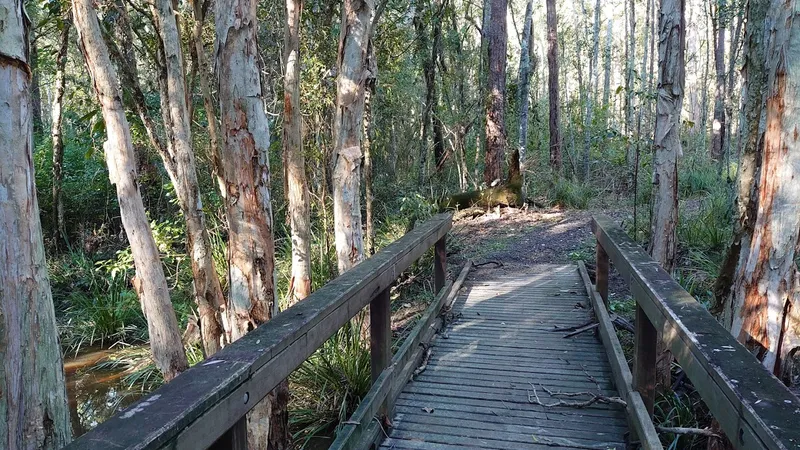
[381,264,629,449]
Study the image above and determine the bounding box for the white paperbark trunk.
[332,0,374,274]
[0,1,72,446]
[73,0,188,381]
[284,0,312,302]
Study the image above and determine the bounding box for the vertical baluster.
[208,416,247,450]
[370,287,391,415]
[634,304,657,415]
[434,235,447,293]
[596,242,609,307]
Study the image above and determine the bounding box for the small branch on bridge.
[412,346,433,379]
[656,426,720,439]
[527,383,627,409]
[472,260,503,268]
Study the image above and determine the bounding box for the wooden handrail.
[592,215,800,450]
[65,213,452,450]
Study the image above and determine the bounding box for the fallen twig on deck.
[563,322,599,338]
[527,383,627,408]
[472,260,503,268]
[656,426,720,439]
[412,346,433,379]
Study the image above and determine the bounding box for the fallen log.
[441,183,523,209]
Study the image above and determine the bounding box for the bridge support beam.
[596,242,609,307]
[634,304,657,416]
[434,236,447,293]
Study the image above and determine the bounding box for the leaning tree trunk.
[713,0,768,316]
[602,18,613,118]
[0,1,72,447]
[73,0,188,381]
[546,0,562,172]
[332,0,374,275]
[51,13,71,247]
[710,0,727,163]
[284,0,312,302]
[517,0,534,182]
[649,0,686,392]
[724,0,800,382]
[484,0,508,185]
[152,0,227,357]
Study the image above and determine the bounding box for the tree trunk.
[284,0,312,301]
[602,18,613,116]
[710,0,727,162]
[364,39,377,256]
[431,0,446,173]
[700,5,711,148]
[723,0,800,382]
[73,0,188,381]
[0,2,72,446]
[190,0,225,199]
[415,0,432,183]
[51,14,71,247]
[484,0,507,185]
[723,10,743,173]
[151,0,227,357]
[30,39,43,135]
[516,0,533,183]
[713,0,768,316]
[582,0,601,182]
[624,0,636,166]
[649,0,685,392]
[332,0,373,275]
[215,0,289,446]
[546,0,562,172]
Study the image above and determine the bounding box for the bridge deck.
[382,264,629,450]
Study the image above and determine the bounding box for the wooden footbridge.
[67,214,800,450]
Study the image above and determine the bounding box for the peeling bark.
[517,0,534,182]
[284,0,312,302]
[726,0,800,381]
[0,1,72,446]
[73,0,188,382]
[215,0,288,445]
[649,0,686,392]
[484,0,507,185]
[332,0,374,275]
[546,0,562,172]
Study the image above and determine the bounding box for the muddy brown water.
[64,348,144,437]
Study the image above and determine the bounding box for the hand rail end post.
[435,235,447,293]
[596,241,609,308]
[634,304,657,417]
[370,288,392,415]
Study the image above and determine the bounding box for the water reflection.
[64,349,143,437]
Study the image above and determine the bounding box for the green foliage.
[548,178,594,209]
[655,390,711,449]
[290,321,371,447]
[93,345,206,392]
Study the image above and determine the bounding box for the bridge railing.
[65,213,453,450]
[592,215,800,450]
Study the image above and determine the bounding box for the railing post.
[595,242,609,307]
[434,235,447,293]
[370,287,392,414]
[208,417,247,450]
[634,304,657,416]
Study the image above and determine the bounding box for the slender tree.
[284,0,312,302]
[721,0,800,381]
[710,0,727,162]
[546,0,562,172]
[73,0,188,381]
[332,0,374,274]
[151,0,227,356]
[484,0,508,184]
[51,10,71,247]
[516,0,534,181]
[649,0,686,392]
[0,1,72,446]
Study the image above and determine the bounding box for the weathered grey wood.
[578,261,662,450]
[594,215,800,450]
[382,265,629,449]
[370,288,391,384]
[65,213,452,450]
[596,241,609,306]
[434,235,447,293]
[633,304,657,415]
